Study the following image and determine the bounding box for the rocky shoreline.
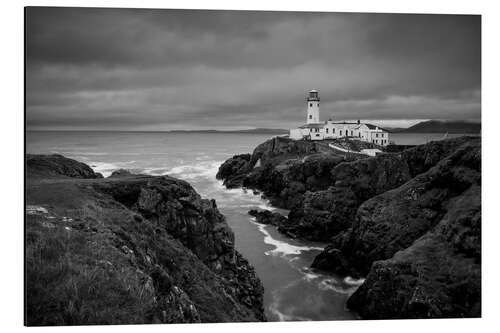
[216,136,481,319]
[26,154,265,325]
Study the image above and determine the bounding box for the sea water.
[26,131,470,321]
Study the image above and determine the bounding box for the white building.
[289,90,390,146]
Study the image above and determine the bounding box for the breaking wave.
[250,218,323,256]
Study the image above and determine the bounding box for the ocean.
[25,131,475,321]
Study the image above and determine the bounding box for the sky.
[26,7,481,131]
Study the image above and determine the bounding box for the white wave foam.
[344,276,366,286]
[153,161,223,181]
[89,161,120,177]
[303,272,321,281]
[317,278,360,295]
[141,168,169,175]
[251,220,323,256]
[257,203,276,211]
[26,205,48,215]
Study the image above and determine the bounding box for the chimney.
[357,119,360,124]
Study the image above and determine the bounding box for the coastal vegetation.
[25,155,265,325]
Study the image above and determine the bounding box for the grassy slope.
[26,174,262,325]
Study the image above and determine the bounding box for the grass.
[25,210,157,326]
[25,175,263,325]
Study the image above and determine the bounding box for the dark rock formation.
[312,138,481,276]
[218,135,479,242]
[26,154,103,179]
[217,136,362,210]
[247,209,297,237]
[347,185,481,319]
[311,138,481,318]
[108,168,135,178]
[216,154,252,188]
[26,155,265,325]
[218,135,481,319]
[289,136,479,241]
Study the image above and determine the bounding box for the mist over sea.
[26,131,473,321]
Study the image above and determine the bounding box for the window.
[326,128,329,133]
[309,115,312,119]
[340,130,342,136]
[333,128,335,133]
[351,130,353,136]
[358,132,361,137]
[310,103,313,107]
[376,133,378,138]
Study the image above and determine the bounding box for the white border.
[2,0,499,332]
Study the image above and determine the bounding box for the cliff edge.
[217,136,481,319]
[26,154,265,325]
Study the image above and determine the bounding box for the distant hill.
[398,120,481,134]
[384,127,406,133]
[235,128,289,134]
[169,128,288,134]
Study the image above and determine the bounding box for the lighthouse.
[306,89,320,124]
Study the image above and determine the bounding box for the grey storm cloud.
[25,7,481,130]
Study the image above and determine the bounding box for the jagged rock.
[217,137,359,208]
[346,185,481,319]
[26,155,265,325]
[310,247,351,276]
[247,209,296,236]
[218,135,481,319]
[248,209,287,226]
[316,138,480,277]
[287,137,480,241]
[218,136,479,242]
[216,154,252,188]
[109,169,135,178]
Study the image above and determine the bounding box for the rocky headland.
[216,136,481,319]
[26,154,265,325]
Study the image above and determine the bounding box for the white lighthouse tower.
[306,89,320,124]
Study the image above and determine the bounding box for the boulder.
[346,186,481,319]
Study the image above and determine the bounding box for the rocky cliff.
[216,136,362,210]
[317,138,481,318]
[217,136,476,242]
[217,135,481,319]
[26,155,265,325]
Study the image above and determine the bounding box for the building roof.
[299,123,325,129]
[364,123,389,131]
